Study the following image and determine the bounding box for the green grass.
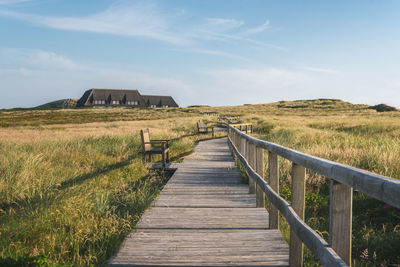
[0,112,218,266]
[1,100,399,265]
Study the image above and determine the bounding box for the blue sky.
[0,0,399,108]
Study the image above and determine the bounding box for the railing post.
[256,146,264,207]
[240,135,245,155]
[248,142,256,194]
[268,152,279,229]
[329,180,353,266]
[289,163,306,267]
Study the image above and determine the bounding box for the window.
[112,100,120,105]
[94,100,105,105]
[127,100,138,105]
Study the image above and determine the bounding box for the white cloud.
[0,4,283,50]
[189,18,284,50]
[4,49,80,70]
[302,66,338,74]
[0,0,30,4]
[0,49,193,108]
[0,3,189,45]
[240,20,270,35]
[205,67,306,89]
[203,18,244,31]
[194,67,308,105]
[169,48,250,61]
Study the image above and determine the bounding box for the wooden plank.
[268,151,280,230]
[108,138,289,266]
[289,163,306,267]
[330,180,353,266]
[255,146,264,208]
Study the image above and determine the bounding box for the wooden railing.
[230,123,253,134]
[227,125,400,267]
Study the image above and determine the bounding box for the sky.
[0,0,399,108]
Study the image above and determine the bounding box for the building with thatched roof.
[76,89,178,108]
[142,95,179,108]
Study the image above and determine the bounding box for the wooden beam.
[256,146,265,208]
[248,142,256,194]
[330,180,353,266]
[289,163,306,267]
[268,151,279,230]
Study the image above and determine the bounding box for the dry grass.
[1,100,399,265]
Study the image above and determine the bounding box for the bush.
[369,104,397,112]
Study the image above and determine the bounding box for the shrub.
[369,104,397,112]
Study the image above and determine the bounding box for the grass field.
[1,100,399,266]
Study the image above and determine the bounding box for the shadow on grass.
[0,156,138,214]
[0,132,226,215]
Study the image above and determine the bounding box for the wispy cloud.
[169,48,250,61]
[0,0,30,5]
[240,20,270,35]
[5,49,81,70]
[205,67,306,89]
[191,67,308,106]
[0,3,283,50]
[0,3,190,45]
[189,17,284,50]
[0,48,192,108]
[302,66,338,74]
[203,18,244,31]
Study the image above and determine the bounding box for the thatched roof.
[76,89,178,107]
[77,89,146,107]
[142,95,179,107]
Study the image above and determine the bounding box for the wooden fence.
[227,125,400,267]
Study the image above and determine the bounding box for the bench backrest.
[197,121,206,129]
[140,129,152,152]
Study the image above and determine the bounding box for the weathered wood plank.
[108,138,289,266]
[256,146,265,208]
[329,180,353,266]
[289,163,306,267]
[268,151,280,230]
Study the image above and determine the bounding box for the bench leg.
[143,153,146,164]
[148,154,152,162]
[162,151,166,167]
[166,150,170,163]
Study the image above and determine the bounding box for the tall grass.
[0,115,213,266]
[1,100,399,265]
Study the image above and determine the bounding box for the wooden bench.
[140,129,170,167]
[197,121,214,136]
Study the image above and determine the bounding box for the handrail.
[230,126,400,209]
[227,124,400,267]
[229,138,347,267]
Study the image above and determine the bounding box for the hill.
[35,99,78,109]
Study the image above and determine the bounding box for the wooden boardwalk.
[108,138,289,266]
